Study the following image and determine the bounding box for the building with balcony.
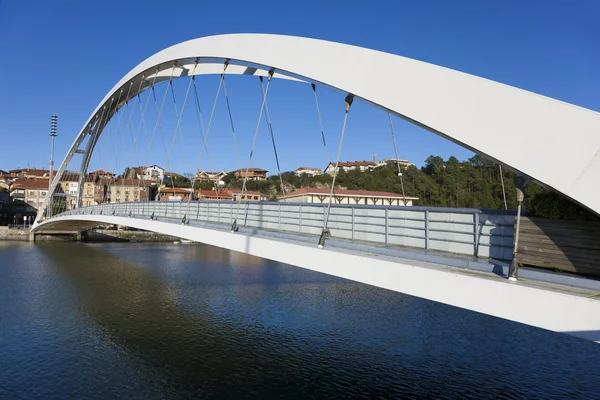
[232,168,268,181]
[102,178,152,203]
[323,161,377,176]
[195,189,233,201]
[376,158,413,169]
[194,170,227,186]
[9,178,49,210]
[230,189,268,202]
[158,186,193,201]
[294,167,322,177]
[8,168,50,178]
[277,188,418,206]
[131,165,164,184]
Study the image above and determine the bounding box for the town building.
[277,188,418,206]
[194,170,227,186]
[232,168,268,181]
[88,170,115,179]
[9,168,50,178]
[164,171,184,181]
[230,189,268,202]
[376,158,413,169]
[101,178,152,203]
[158,186,193,201]
[131,165,164,184]
[324,161,377,176]
[9,178,49,210]
[295,167,322,177]
[81,175,100,207]
[196,189,233,201]
[58,173,81,210]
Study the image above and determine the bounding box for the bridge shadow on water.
[38,243,420,398]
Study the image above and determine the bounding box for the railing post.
[425,209,430,249]
[299,204,303,233]
[218,202,221,223]
[351,207,355,240]
[278,203,282,231]
[474,212,480,257]
[385,208,389,245]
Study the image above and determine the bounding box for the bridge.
[32,34,600,343]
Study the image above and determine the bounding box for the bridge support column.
[28,231,36,242]
[75,231,82,242]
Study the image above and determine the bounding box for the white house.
[194,170,227,186]
[132,165,164,184]
[277,188,418,206]
[295,167,322,177]
[324,161,377,176]
[376,158,413,169]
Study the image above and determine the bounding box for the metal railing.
[54,201,517,260]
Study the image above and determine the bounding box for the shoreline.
[0,226,180,243]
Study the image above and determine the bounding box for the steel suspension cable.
[146,66,175,201]
[311,84,330,167]
[186,67,224,210]
[164,65,195,198]
[112,85,131,184]
[318,94,354,249]
[166,65,196,195]
[189,63,227,207]
[114,83,138,199]
[151,66,176,166]
[107,90,125,202]
[87,99,113,207]
[222,77,241,167]
[499,165,508,210]
[260,76,286,197]
[387,113,407,206]
[231,68,274,232]
[124,76,154,195]
[140,70,160,166]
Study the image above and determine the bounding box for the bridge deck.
[34,212,600,343]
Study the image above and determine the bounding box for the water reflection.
[2,242,598,399]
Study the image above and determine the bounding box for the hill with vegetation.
[165,155,597,220]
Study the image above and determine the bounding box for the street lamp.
[48,114,58,217]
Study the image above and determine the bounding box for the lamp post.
[508,174,531,281]
[48,114,58,217]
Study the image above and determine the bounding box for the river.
[0,241,598,399]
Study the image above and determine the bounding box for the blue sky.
[0,0,598,176]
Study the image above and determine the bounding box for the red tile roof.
[229,189,264,195]
[111,178,152,187]
[278,187,418,199]
[161,187,191,194]
[10,168,50,177]
[196,189,232,198]
[11,178,50,190]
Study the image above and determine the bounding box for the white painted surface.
[35,214,600,344]
[35,34,600,224]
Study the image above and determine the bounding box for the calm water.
[1,242,599,399]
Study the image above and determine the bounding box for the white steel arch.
[34,33,600,224]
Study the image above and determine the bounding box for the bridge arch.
[34,33,600,224]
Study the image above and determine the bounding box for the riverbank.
[0,226,180,243]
